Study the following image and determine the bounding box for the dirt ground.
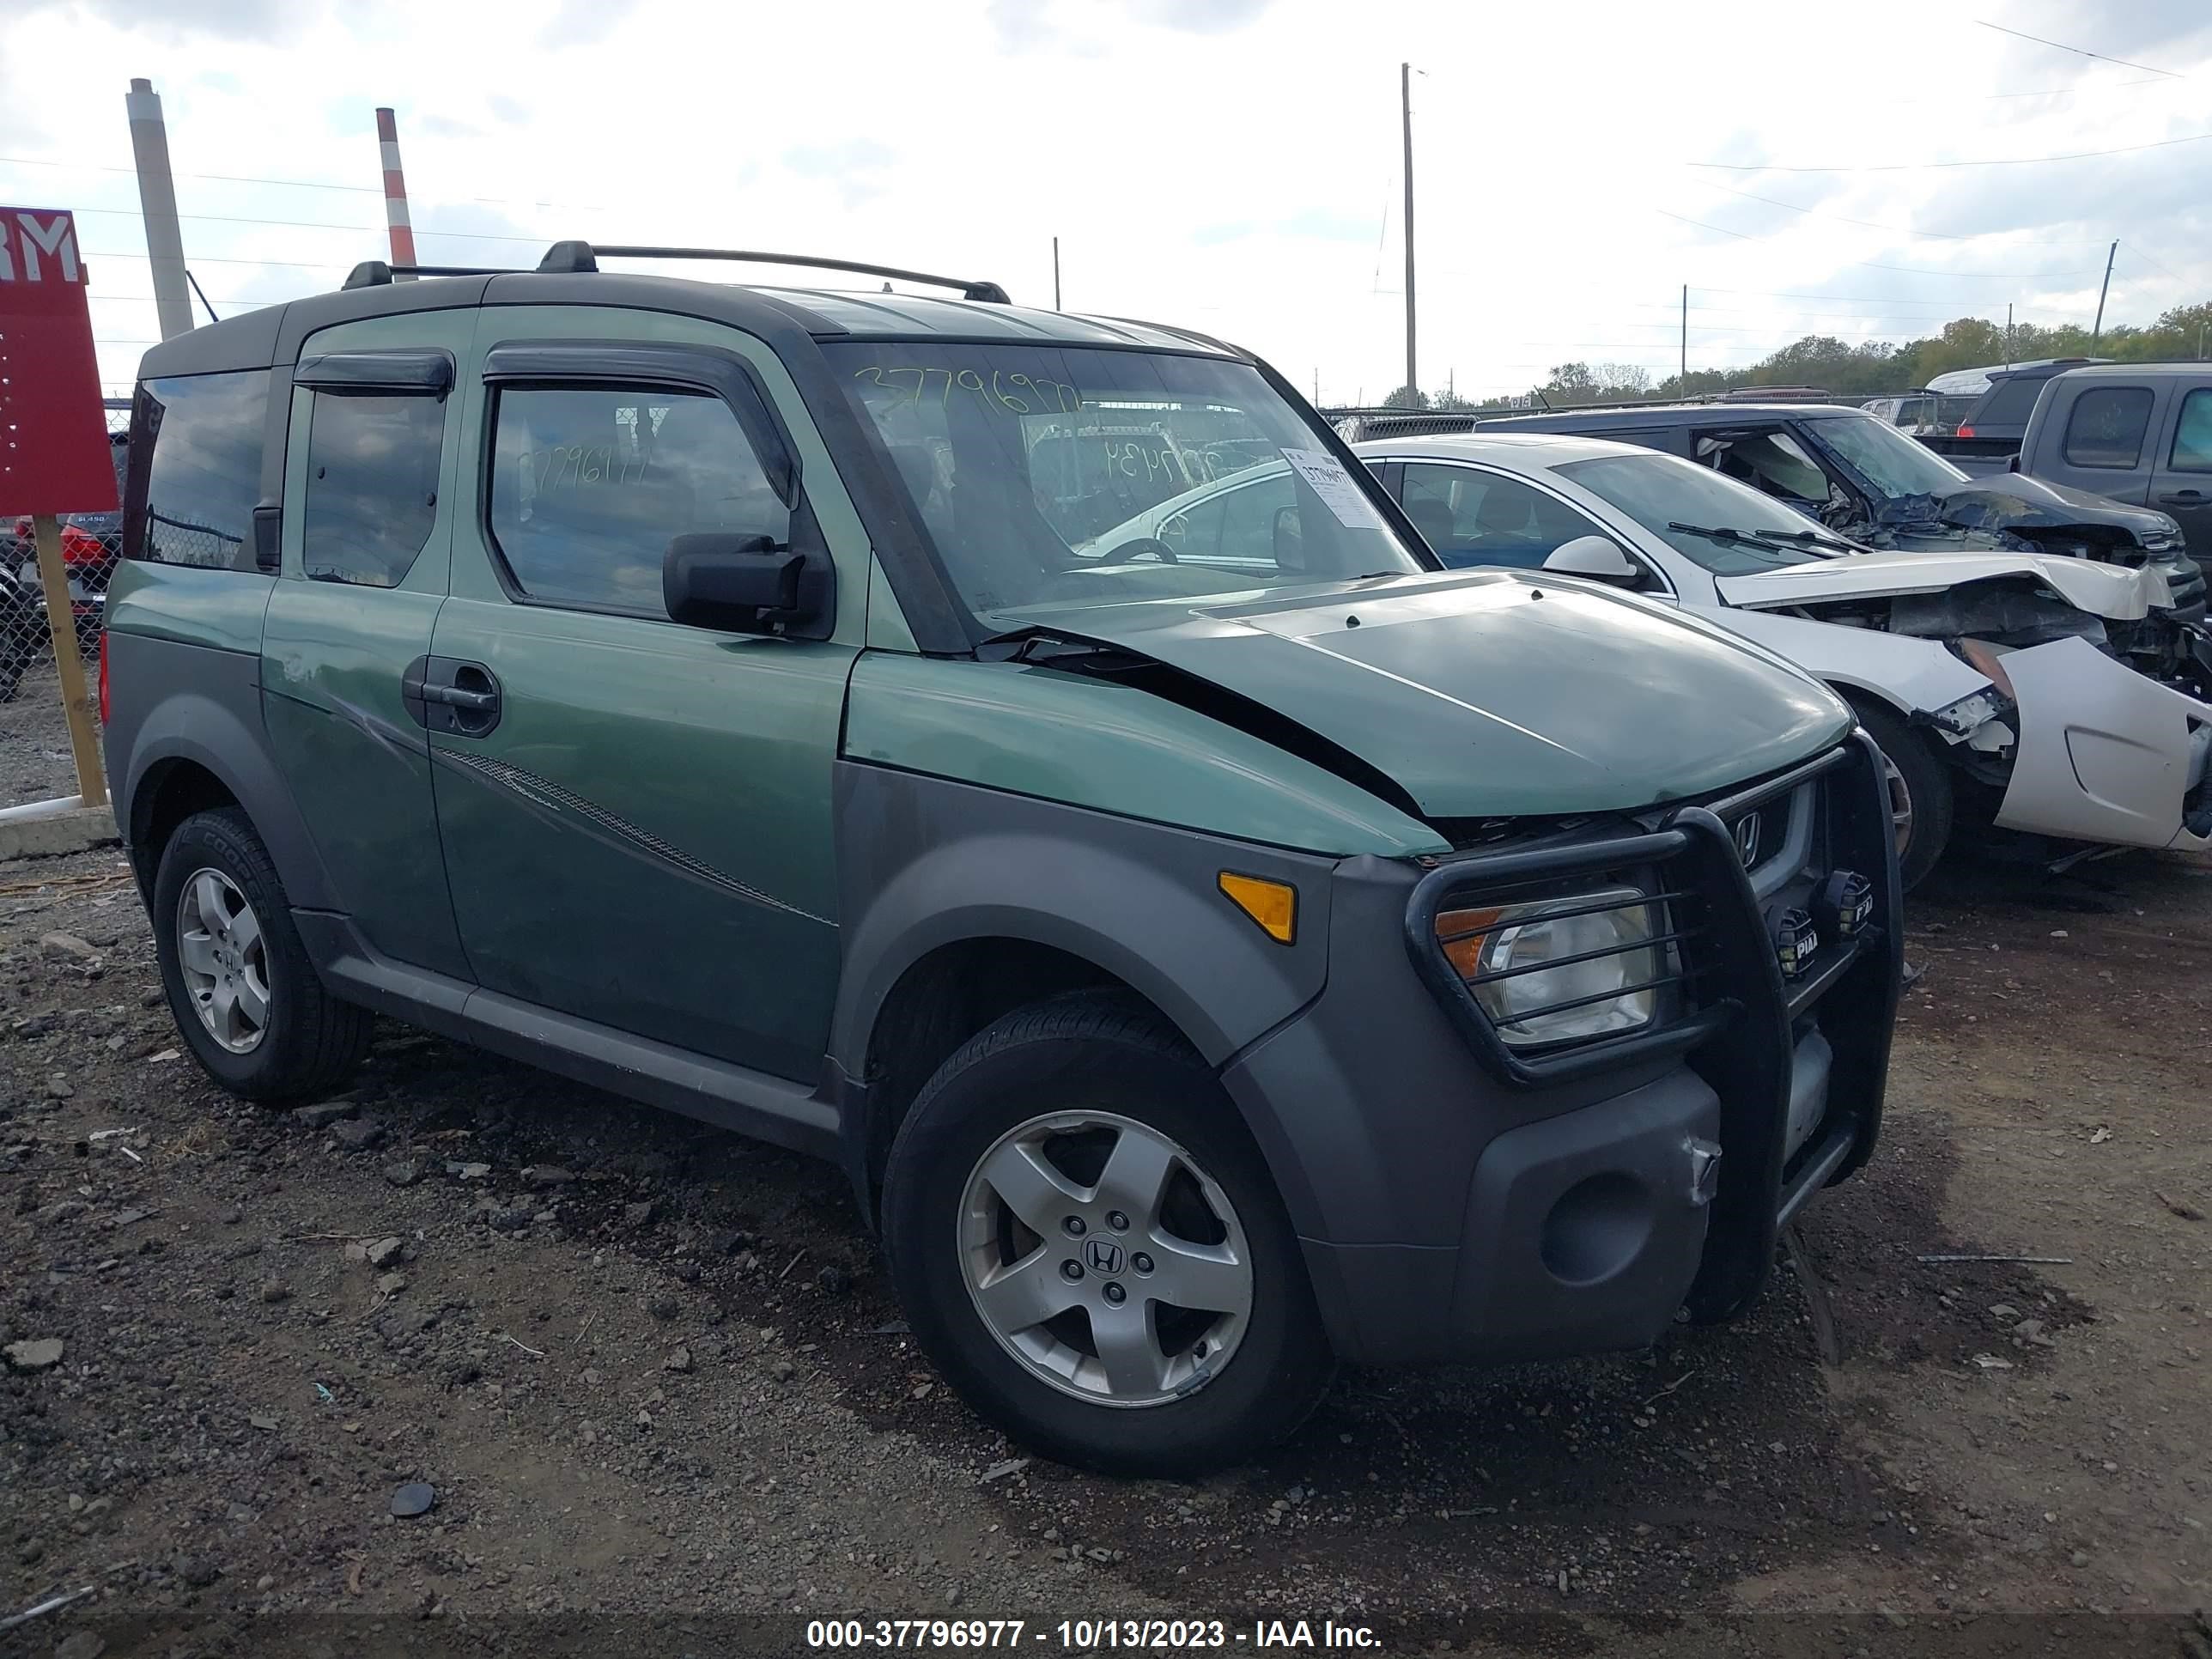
[2,666,2209,1658]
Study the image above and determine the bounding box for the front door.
[428,310,862,1081]
[2149,384,2212,559]
[259,312,472,979]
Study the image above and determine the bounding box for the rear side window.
[487,386,788,614]
[301,392,445,587]
[127,371,267,568]
[2063,386,2153,469]
[1401,463,1607,568]
[1154,471,1295,566]
[2169,388,2212,473]
[1971,375,2046,428]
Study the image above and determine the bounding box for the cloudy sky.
[3,0,2209,403]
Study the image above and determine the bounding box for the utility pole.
[1680,284,1687,385]
[124,78,193,341]
[2092,240,2117,344]
[1052,236,1061,310]
[1401,62,1416,401]
[2005,302,2014,368]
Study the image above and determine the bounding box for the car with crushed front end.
[1345,433,2212,888]
[100,240,1901,1475]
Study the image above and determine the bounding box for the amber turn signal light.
[1218,872,1296,945]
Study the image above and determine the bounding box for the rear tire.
[152,807,373,1101]
[1847,698,1954,892]
[883,992,1334,1475]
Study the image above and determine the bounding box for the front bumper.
[1992,635,2212,851]
[1221,736,1902,1367]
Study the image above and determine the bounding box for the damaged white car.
[1352,434,2212,888]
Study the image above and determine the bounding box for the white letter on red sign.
[16,214,80,283]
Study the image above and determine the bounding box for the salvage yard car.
[2006,362,2212,566]
[1349,433,2212,887]
[102,241,1901,1474]
[1449,401,2209,625]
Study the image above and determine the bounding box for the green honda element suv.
[102,241,1901,1474]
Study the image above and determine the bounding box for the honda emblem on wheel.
[1085,1237,1125,1275]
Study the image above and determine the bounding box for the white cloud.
[2,0,2205,401]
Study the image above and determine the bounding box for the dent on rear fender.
[1994,636,2212,849]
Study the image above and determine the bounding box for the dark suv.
[100,241,1900,1474]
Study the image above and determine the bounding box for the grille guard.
[1402,733,1905,1319]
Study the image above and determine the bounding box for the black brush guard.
[1403,733,1905,1322]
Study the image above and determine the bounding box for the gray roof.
[2029,361,2210,382]
[136,270,1234,380]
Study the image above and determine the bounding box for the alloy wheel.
[1879,749,1915,859]
[957,1109,1253,1407]
[175,866,270,1054]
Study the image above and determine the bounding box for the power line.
[1686,178,2111,246]
[64,204,558,244]
[1655,209,2106,278]
[84,248,352,270]
[0,152,599,210]
[1688,128,2212,173]
[1972,19,2189,79]
[2119,240,2189,283]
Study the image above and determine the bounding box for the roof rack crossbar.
[538,241,1009,303]
[343,259,519,290]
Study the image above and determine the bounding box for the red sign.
[0,207,120,516]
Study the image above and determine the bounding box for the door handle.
[2157,490,2204,505]
[422,683,498,712]
[401,656,502,737]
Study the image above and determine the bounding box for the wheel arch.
[116,690,338,912]
[852,936,1194,1217]
[829,778,1337,1225]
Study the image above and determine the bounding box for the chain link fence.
[0,401,126,806]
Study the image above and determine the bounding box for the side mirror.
[1272,504,1305,569]
[1543,534,1643,585]
[663,532,834,635]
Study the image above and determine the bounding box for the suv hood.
[1883,473,2180,551]
[1717,549,2157,621]
[995,570,1850,820]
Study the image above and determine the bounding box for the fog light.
[1817,871,1873,939]
[1772,906,1818,980]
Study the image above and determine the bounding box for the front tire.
[883,993,1334,1475]
[1848,698,1954,892]
[152,807,373,1101]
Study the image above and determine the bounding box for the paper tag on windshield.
[1280,447,1383,529]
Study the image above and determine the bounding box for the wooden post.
[28,514,107,810]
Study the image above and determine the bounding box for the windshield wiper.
[1665,520,1837,559]
[1752,525,1861,556]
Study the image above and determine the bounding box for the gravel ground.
[3,676,2209,1656]
[0,664,89,812]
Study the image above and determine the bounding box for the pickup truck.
[2010,363,2212,566]
[1913,359,2111,478]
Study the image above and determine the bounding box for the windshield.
[828,342,1426,623]
[1802,412,1966,497]
[1554,452,1833,574]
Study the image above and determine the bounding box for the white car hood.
[1715,550,2157,622]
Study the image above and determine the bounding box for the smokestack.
[125,77,194,340]
[375,106,418,279]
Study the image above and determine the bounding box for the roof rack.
[533,240,1008,302]
[342,259,519,289]
[341,243,1011,303]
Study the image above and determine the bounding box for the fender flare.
[830,826,1332,1083]
[121,687,338,912]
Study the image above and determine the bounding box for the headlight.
[1437,886,1663,1048]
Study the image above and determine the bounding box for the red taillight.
[1956,424,1976,439]
[98,630,110,725]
